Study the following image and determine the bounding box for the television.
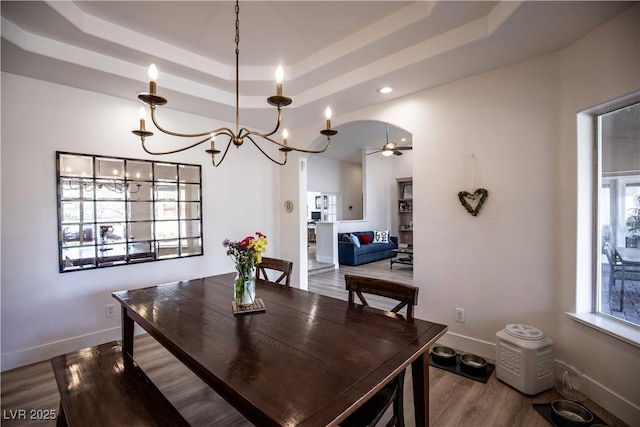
[311,211,321,221]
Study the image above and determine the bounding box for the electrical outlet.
[105,304,116,318]
[455,308,465,323]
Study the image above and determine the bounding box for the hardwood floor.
[1,258,628,427]
[308,251,413,310]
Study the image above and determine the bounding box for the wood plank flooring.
[1,258,628,426]
[308,254,413,310]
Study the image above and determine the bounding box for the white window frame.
[568,92,640,348]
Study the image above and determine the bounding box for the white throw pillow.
[373,230,390,244]
[349,233,361,248]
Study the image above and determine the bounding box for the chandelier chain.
[235,2,240,54]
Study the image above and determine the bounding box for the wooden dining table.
[112,273,447,426]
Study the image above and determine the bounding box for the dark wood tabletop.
[113,273,447,427]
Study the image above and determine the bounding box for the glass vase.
[234,267,256,307]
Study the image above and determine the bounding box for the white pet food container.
[496,323,554,395]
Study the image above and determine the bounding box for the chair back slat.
[345,274,418,319]
[256,257,293,287]
[604,243,616,265]
[354,290,369,307]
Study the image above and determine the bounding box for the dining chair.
[604,243,623,299]
[256,257,293,287]
[342,274,419,427]
[604,243,640,311]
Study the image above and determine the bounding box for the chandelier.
[67,179,141,194]
[132,1,337,167]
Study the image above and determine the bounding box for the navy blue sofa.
[338,231,398,266]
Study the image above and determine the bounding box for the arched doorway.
[305,120,413,279]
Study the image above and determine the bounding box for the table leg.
[620,267,625,312]
[56,402,68,427]
[121,306,134,365]
[412,353,429,427]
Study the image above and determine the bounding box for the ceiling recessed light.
[378,86,393,94]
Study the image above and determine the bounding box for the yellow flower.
[224,232,268,273]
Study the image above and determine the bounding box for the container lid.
[504,323,545,340]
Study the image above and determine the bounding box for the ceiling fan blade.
[366,149,382,155]
[393,150,403,156]
[395,146,412,151]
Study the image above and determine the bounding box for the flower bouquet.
[223,232,267,306]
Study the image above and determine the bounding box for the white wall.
[327,149,413,234]
[306,146,411,232]
[340,161,364,221]
[307,156,363,220]
[412,45,561,354]
[286,5,639,425]
[379,152,412,235]
[0,73,281,370]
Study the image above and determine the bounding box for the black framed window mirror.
[57,152,203,272]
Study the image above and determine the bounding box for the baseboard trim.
[434,331,496,360]
[316,255,335,264]
[2,327,124,371]
[435,332,640,426]
[555,360,640,427]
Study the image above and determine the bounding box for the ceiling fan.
[367,125,412,157]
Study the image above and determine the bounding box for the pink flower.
[223,232,268,274]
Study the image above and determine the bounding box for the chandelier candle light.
[132,0,337,167]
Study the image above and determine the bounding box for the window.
[57,152,203,272]
[321,193,338,222]
[595,102,640,326]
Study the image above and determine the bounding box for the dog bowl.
[431,346,456,365]
[551,400,594,427]
[460,353,487,375]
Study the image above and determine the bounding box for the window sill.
[566,312,640,348]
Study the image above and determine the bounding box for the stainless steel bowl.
[460,353,487,375]
[551,400,594,427]
[431,346,456,365]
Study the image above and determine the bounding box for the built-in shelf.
[396,177,413,246]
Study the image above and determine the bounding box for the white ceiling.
[1,1,633,162]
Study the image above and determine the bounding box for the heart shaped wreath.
[458,188,489,216]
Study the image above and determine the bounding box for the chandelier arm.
[150,107,231,139]
[65,179,81,191]
[246,136,288,166]
[211,138,234,167]
[140,135,211,156]
[243,131,332,154]
[288,137,331,154]
[238,106,284,140]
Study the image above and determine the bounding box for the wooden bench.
[51,341,189,427]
